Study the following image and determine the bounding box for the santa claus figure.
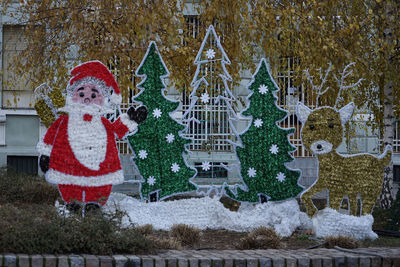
[37,61,147,212]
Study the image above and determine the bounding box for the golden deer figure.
[296,102,392,216]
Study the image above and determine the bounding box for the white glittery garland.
[46,169,124,186]
[37,140,52,156]
[312,208,377,240]
[67,114,107,171]
[119,113,138,132]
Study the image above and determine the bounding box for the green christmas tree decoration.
[225,58,303,202]
[128,42,197,201]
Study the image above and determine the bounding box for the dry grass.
[324,235,360,249]
[136,224,154,236]
[170,224,201,246]
[149,236,182,250]
[237,227,282,249]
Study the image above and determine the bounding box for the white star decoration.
[171,163,180,173]
[166,133,175,143]
[201,161,211,171]
[200,92,210,104]
[270,144,279,155]
[138,150,147,159]
[147,176,156,186]
[247,167,257,178]
[205,48,216,59]
[276,172,286,182]
[258,84,268,94]
[152,108,162,119]
[254,118,263,128]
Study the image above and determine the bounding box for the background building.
[0,8,398,195]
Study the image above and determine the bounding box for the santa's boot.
[84,203,101,215]
[66,202,82,214]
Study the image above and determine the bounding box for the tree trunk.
[379,79,394,209]
[378,2,395,209]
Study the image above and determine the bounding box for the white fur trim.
[68,114,107,171]
[37,140,52,156]
[46,169,124,186]
[119,113,138,132]
[110,93,122,104]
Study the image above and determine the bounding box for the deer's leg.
[348,194,358,216]
[329,193,343,212]
[361,194,377,215]
[301,184,325,217]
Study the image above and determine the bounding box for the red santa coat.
[37,113,136,187]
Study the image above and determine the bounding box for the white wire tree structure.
[183,25,240,183]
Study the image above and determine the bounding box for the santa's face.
[71,83,104,106]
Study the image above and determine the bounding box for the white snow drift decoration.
[104,194,305,237]
[312,208,377,240]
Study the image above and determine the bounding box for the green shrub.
[0,169,59,205]
[372,205,392,230]
[0,204,154,255]
[387,189,400,231]
[237,227,281,249]
[170,224,201,246]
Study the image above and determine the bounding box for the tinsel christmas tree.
[128,42,197,201]
[183,25,239,185]
[226,59,303,202]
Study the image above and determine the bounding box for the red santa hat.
[67,61,122,105]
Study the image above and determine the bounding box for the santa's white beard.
[59,100,114,115]
[65,101,108,171]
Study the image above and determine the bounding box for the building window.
[2,25,34,109]
[394,165,400,183]
[194,162,228,179]
[7,156,38,175]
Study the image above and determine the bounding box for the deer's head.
[296,102,354,154]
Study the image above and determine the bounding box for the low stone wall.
[1,247,400,267]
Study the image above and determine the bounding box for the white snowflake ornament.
[201,161,211,171]
[205,48,216,59]
[270,144,279,155]
[254,118,263,128]
[171,163,180,173]
[247,167,257,178]
[166,133,175,143]
[276,172,286,182]
[258,84,268,95]
[138,150,148,159]
[152,108,162,119]
[200,92,210,104]
[147,176,156,186]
